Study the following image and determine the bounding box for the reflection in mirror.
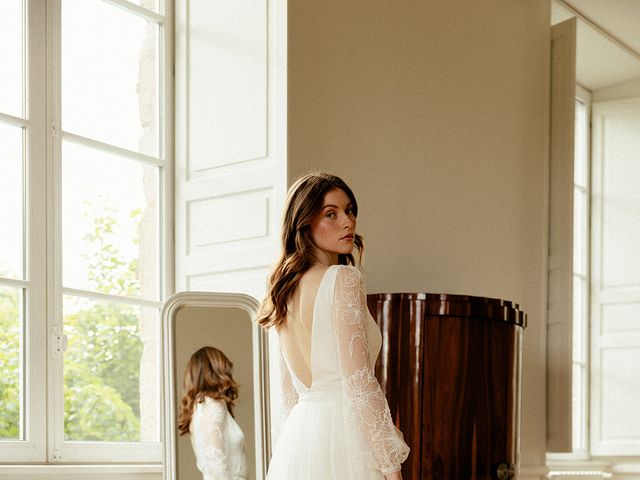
[162,292,270,480]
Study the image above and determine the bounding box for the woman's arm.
[332,266,409,475]
[278,342,299,416]
[385,470,403,480]
[193,399,233,480]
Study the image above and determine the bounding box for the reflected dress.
[266,265,410,480]
[190,397,249,480]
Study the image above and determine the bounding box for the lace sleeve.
[193,398,233,480]
[278,344,299,416]
[332,265,409,475]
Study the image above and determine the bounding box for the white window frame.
[570,85,591,458]
[0,0,174,466]
[0,0,49,463]
[547,84,593,463]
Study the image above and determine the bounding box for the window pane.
[62,141,159,300]
[573,189,586,276]
[572,275,585,361]
[0,123,24,280]
[63,295,160,442]
[574,99,588,189]
[572,362,585,451]
[0,286,23,440]
[0,0,24,117]
[62,0,159,156]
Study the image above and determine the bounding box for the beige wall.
[288,1,551,476]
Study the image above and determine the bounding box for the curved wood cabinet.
[367,293,526,480]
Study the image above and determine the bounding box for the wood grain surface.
[368,293,525,480]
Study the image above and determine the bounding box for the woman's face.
[309,188,357,265]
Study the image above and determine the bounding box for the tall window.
[0,0,171,464]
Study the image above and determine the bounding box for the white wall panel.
[599,101,640,288]
[188,1,268,174]
[591,97,640,456]
[602,303,640,334]
[175,0,286,301]
[187,188,270,252]
[600,348,640,441]
[187,268,269,300]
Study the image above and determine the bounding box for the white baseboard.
[546,459,640,479]
[548,472,612,479]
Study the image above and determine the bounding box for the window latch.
[50,121,62,138]
[51,327,68,358]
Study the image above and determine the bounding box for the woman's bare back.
[276,267,329,389]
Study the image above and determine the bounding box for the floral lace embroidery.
[279,346,299,415]
[192,398,233,480]
[334,266,410,473]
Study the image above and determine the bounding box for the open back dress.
[266,264,409,480]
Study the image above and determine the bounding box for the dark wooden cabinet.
[368,293,526,480]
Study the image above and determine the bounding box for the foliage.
[65,371,140,441]
[0,288,20,440]
[64,300,143,440]
[83,202,141,297]
[0,201,145,441]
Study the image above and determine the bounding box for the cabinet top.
[367,293,527,328]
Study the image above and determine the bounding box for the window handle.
[51,327,68,358]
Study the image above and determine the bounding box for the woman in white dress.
[258,173,410,480]
[178,346,248,480]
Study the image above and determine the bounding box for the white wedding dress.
[190,396,249,480]
[266,265,409,480]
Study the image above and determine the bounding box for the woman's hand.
[384,471,402,480]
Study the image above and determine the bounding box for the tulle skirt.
[266,391,383,480]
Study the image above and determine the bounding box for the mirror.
[162,292,271,480]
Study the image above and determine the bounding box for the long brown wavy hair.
[257,172,364,329]
[177,346,239,436]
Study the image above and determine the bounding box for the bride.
[258,172,409,480]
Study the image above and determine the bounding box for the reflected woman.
[178,346,248,480]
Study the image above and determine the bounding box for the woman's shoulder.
[312,263,360,279]
[199,396,228,415]
[333,264,362,283]
[333,263,359,274]
[305,265,361,291]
